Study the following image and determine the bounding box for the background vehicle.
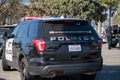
[0,38,3,58]
[2,18,103,80]
[0,24,17,58]
[111,25,118,48]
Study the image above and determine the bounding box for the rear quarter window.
[17,23,29,38]
[29,22,39,38]
[11,25,20,36]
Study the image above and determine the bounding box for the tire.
[2,50,11,71]
[80,73,96,80]
[19,58,33,80]
[111,42,117,47]
[0,49,3,59]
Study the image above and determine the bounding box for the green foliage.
[0,0,27,25]
[114,3,120,24]
[101,0,119,5]
[28,0,106,22]
[101,0,119,16]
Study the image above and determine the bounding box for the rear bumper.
[28,57,103,78]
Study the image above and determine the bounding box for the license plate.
[112,39,116,41]
[68,45,82,52]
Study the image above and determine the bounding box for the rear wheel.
[0,49,3,58]
[111,42,117,48]
[20,58,34,80]
[80,72,96,80]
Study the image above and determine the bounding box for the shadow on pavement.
[96,65,120,80]
[0,78,6,80]
[40,76,80,80]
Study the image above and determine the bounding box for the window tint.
[29,22,39,37]
[17,23,29,38]
[11,25,20,36]
[44,21,97,36]
[43,20,98,41]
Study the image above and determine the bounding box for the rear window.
[43,20,98,41]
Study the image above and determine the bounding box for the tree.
[27,0,108,35]
[113,3,120,24]
[101,0,120,25]
[0,0,27,25]
[28,0,106,21]
[0,0,7,25]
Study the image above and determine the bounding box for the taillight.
[32,39,46,52]
[97,38,102,49]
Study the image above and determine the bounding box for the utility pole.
[109,5,111,26]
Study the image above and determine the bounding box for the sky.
[21,0,30,5]
[0,0,30,5]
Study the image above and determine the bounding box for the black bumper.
[28,57,103,78]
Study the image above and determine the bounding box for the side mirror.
[2,32,8,40]
[8,34,15,38]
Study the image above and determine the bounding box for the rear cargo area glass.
[43,20,98,41]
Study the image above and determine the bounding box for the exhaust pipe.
[48,70,64,78]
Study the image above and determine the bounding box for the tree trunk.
[97,20,102,36]
[108,5,112,26]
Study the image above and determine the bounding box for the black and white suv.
[2,18,103,80]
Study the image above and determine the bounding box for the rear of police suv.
[29,18,103,79]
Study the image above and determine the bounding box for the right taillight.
[97,38,102,49]
[32,39,46,52]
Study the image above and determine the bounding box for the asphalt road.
[0,44,120,80]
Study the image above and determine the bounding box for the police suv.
[2,18,103,80]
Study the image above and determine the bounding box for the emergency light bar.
[24,16,41,20]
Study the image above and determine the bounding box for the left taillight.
[32,39,46,52]
[97,38,102,49]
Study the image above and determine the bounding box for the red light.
[97,38,102,49]
[32,39,46,52]
[64,20,74,23]
[50,70,63,73]
[24,16,41,20]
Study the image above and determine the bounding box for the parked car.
[111,25,118,47]
[0,24,17,58]
[0,38,3,57]
[2,18,103,80]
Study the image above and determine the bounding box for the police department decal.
[5,38,14,61]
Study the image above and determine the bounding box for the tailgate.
[42,20,99,62]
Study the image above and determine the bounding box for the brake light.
[64,20,74,23]
[24,16,41,20]
[97,38,102,49]
[32,39,46,52]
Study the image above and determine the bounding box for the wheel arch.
[0,49,3,58]
[18,52,28,70]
